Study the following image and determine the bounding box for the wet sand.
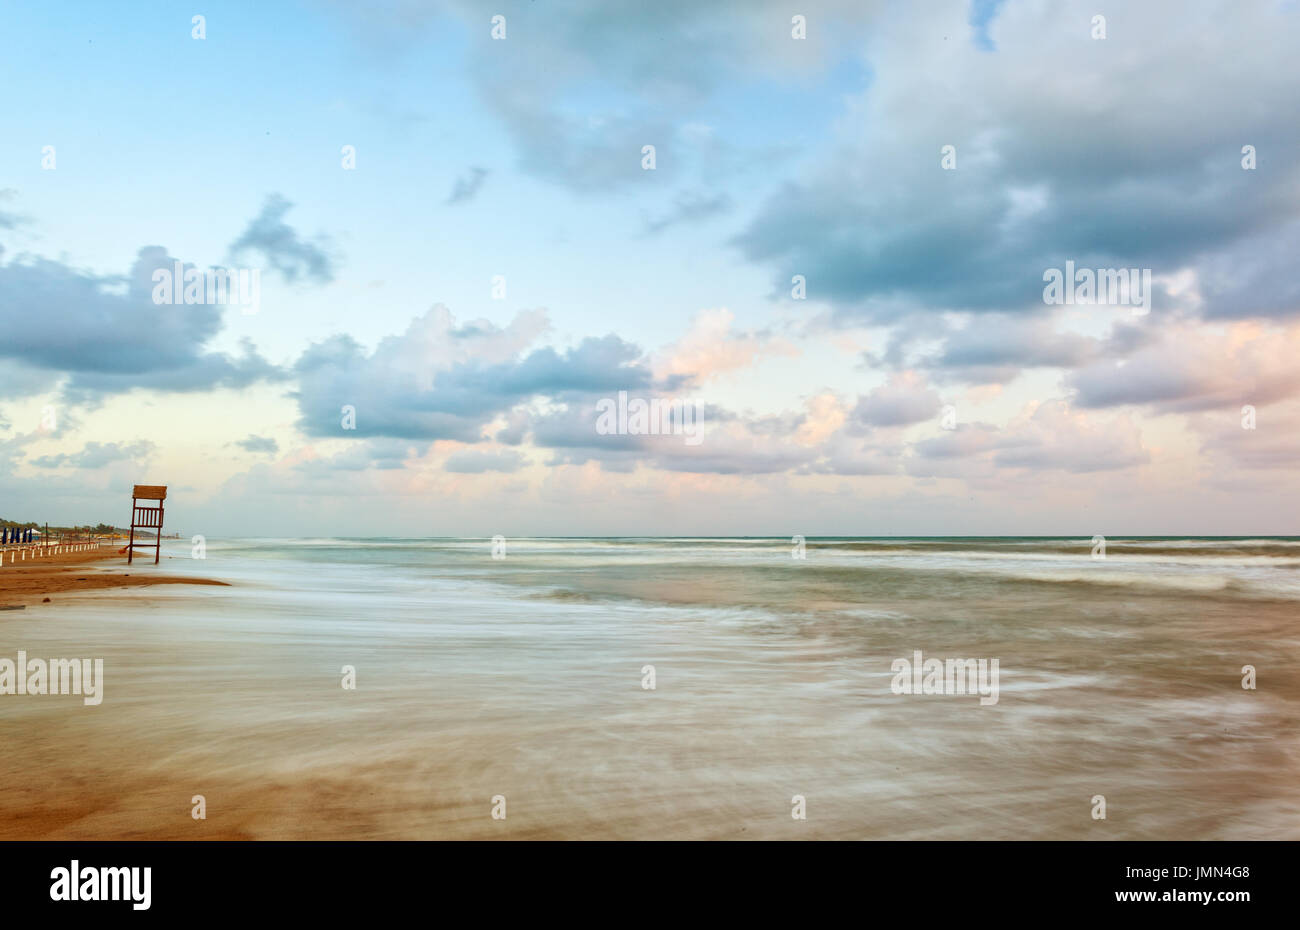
[0,547,227,607]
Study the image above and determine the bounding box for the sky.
[2,0,1299,537]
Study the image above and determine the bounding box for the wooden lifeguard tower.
[127,485,167,565]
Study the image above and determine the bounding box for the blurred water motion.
[1,536,1297,839]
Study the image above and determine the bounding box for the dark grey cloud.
[884,314,1119,386]
[64,340,280,404]
[446,167,489,205]
[0,362,61,401]
[0,247,282,401]
[731,1,1300,322]
[930,316,1094,370]
[228,194,336,284]
[1194,221,1300,320]
[293,334,487,442]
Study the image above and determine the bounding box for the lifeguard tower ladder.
[127,485,167,565]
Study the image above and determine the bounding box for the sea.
[2,536,1297,839]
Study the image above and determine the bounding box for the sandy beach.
[0,547,227,607]
[1,547,232,838]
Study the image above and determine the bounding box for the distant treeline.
[0,520,123,534]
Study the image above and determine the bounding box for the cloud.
[792,392,848,445]
[292,439,417,473]
[234,435,280,454]
[809,432,904,475]
[539,420,819,475]
[528,392,849,475]
[0,247,282,401]
[292,305,654,441]
[0,189,28,229]
[907,401,1148,477]
[653,307,797,385]
[329,0,876,191]
[228,194,336,284]
[911,314,1105,385]
[990,402,1148,473]
[732,0,1300,322]
[1191,401,1300,471]
[908,422,1001,465]
[969,0,1007,51]
[642,191,732,236]
[444,448,526,473]
[10,0,1297,531]
[1190,221,1300,320]
[30,440,155,469]
[1068,322,1300,413]
[648,437,818,474]
[446,167,489,205]
[851,372,941,427]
